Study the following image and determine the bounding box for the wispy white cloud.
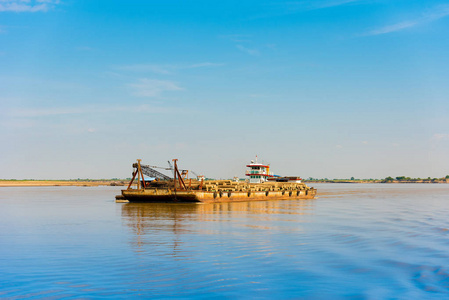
[0,0,59,12]
[286,0,363,10]
[9,107,87,117]
[117,62,224,75]
[127,78,183,97]
[219,34,252,43]
[101,71,122,78]
[368,21,418,35]
[119,64,171,74]
[187,62,223,68]
[318,0,362,9]
[236,45,260,56]
[249,94,279,98]
[5,104,178,118]
[222,34,271,56]
[432,133,449,141]
[249,0,364,20]
[367,4,449,35]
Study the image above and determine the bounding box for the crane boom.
[132,163,172,180]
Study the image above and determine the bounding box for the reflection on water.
[2,185,449,298]
[121,200,315,251]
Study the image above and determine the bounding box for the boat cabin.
[245,157,272,183]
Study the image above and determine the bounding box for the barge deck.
[118,159,316,203]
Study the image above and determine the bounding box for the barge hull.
[121,189,317,203]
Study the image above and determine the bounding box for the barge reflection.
[121,200,316,250]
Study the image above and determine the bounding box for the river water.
[1,184,449,299]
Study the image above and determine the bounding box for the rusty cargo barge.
[119,158,317,203]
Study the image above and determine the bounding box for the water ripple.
[2,185,449,298]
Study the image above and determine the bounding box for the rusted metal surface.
[121,187,316,203]
[173,159,187,190]
[127,170,137,190]
[121,179,317,203]
[120,159,317,203]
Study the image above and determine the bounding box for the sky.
[1,0,449,180]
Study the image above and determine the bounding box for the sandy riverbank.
[304,180,449,184]
[0,180,129,187]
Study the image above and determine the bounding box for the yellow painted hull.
[121,188,317,203]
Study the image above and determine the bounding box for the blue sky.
[1,0,449,179]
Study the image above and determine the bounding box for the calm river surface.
[1,184,449,299]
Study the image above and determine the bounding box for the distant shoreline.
[1,179,448,187]
[304,180,449,184]
[0,180,129,187]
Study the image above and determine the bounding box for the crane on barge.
[119,158,316,203]
[127,159,203,192]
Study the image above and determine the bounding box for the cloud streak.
[219,34,252,43]
[236,45,259,56]
[117,62,224,75]
[367,4,449,35]
[127,78,183,97]
[5,104,177,118]
[250,0,364,20]
[0,0,60,12]
[432,133,449,141]
[302,0,363,10]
